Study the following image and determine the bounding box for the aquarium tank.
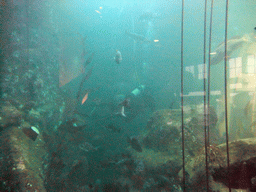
[1,0,256,191]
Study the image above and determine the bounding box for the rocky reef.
[178,137,256,191]
[0,126,46,191]
[130,107,219,167]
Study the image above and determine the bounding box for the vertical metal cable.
[26,0,30,67]
[202,0,209,191]
[180,0,186,191]
[224,0,231,191]
[207,0,214,150]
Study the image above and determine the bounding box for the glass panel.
[1,0,255,191]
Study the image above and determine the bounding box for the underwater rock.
[44,151,66,191]
[21,101,36,112]
[27,109,41,122]
[64,157,89,188]
[0,126,47,191]
[179,137,256,191]
[0,102,23,130]
[134,109,204,167]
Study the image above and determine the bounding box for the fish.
[80,87,100,107]
[79,142,99,152]
[76,66,94,108]
[78,68,94,100]
[76,67,94,105]
[127,136,143,152]
[105,123,121,133]
[125,31,151,43]
[210,35,250,65]
[115,98,130,117]
[114,50,122,64]
[81,92,89,104]
[119,98,130,108]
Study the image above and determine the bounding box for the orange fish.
[82,92,89,104]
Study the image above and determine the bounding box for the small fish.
[105,124,121,133]
[127,136,143,152]
[95,10,101,14]
[114,50,122,64]
[79,142,99,152]
[82,92,89,105]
